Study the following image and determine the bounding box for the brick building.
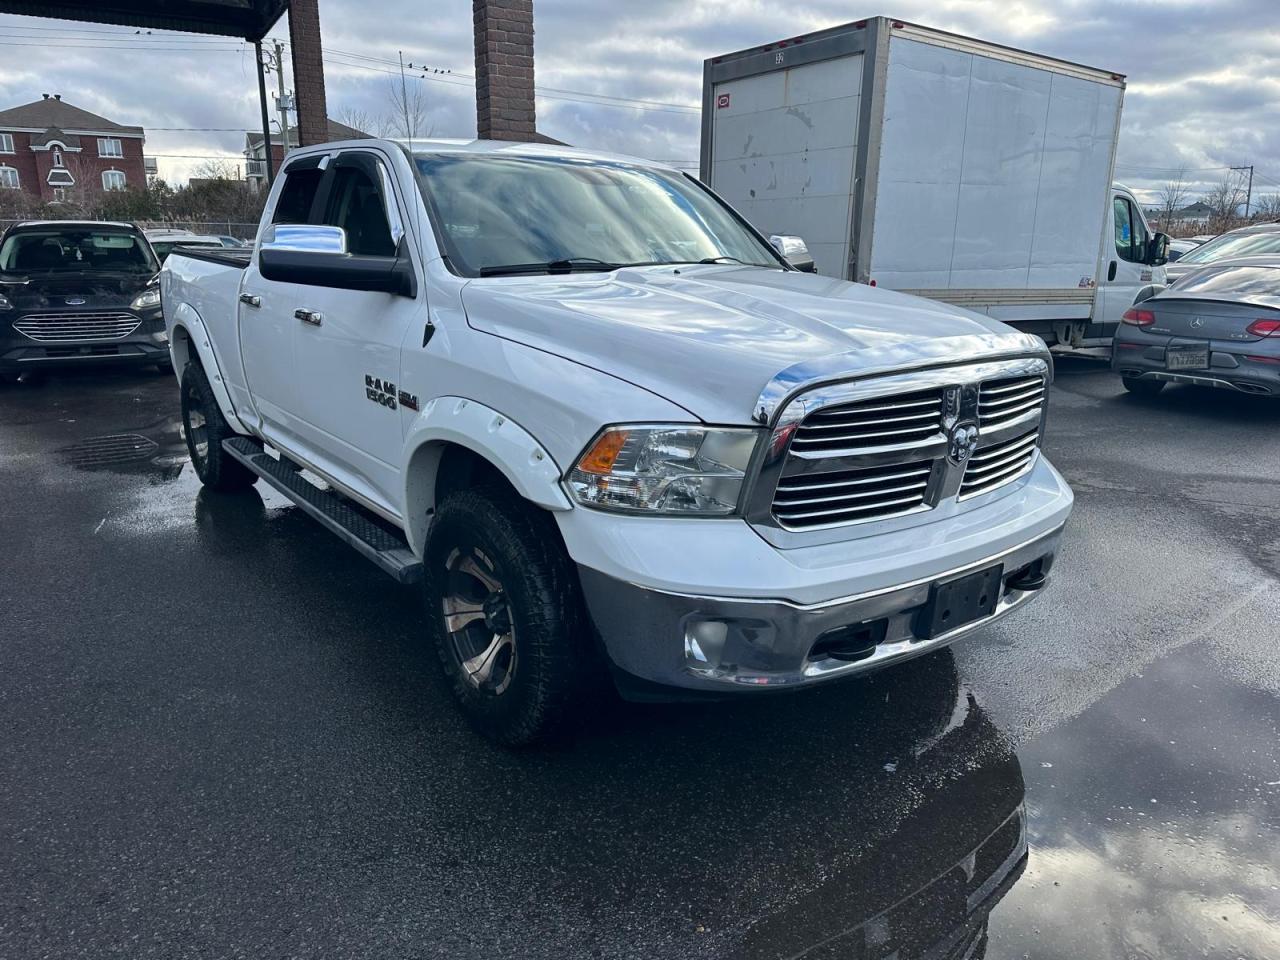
[0,94,147,203]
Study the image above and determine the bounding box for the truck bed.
[171,247,252,269]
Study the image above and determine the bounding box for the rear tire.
[423,486,595,746]
[1122,375,1165,397]
[180,361,256,491]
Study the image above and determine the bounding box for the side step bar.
[222,436,423,584]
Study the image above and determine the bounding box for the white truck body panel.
[701,18,1156,339]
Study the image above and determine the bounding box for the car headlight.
[131,287,161,310]
[566,425,760,515]
[0,294,11,310]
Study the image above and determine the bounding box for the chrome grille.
[978,375,1045,430]
[789,387,945,456]
[772,459,933,529]
[960,430,1038,499]
[13,312,140,343]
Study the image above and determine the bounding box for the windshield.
[413,153,781,276]
[1178,230,1280,265]
[0,228,157,274]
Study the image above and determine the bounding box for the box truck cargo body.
[701,18,1166,343]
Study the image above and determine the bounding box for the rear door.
[238,154,328,445]
[1094,189,1154,336]
[289,148,423,516]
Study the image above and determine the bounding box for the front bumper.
[0,312,168,373]
[564,455,1073,693]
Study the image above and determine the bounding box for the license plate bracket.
[921,564,1003,640]
[1166,343,1209,370]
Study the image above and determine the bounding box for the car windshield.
[0,228,157,274]
[412,153,781,276]
[1178,230,1280,265]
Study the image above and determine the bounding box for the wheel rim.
[184,382,210,468]
[441,546,517,695]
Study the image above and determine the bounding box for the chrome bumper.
[580,524,1064,695]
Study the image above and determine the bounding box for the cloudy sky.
[0,0,1277,205]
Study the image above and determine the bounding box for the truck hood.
[461,265,1043,424]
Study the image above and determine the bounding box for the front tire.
[180,361,256,491]
[1122,375,1165,397]
[423,486,595,745]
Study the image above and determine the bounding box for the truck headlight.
[567,425,760,515]
[131,287,161,310]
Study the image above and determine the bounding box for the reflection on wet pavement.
[2,366,1279,959]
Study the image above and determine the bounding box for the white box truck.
[700,17,1170,345]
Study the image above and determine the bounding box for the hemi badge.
[398,390,419,411]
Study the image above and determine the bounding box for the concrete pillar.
[473,0,536,141]
[288,0,330,146]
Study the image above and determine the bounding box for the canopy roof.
[0,0,290,41]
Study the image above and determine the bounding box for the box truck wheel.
[180,361,257,491]
[423,485,594,746]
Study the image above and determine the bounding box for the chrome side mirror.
[261,223,348,255]
[769,234,816,273]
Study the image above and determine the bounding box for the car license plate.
[921,564,1003,640]
[1166,344,1209,370]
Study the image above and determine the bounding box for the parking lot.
[2,360,1279,959]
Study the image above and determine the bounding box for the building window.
[0,166,18,189]
[102,170,126,191]
[52,148,63,167]
[0,133,13,154]
[51,187,68,203]
[98,138,123,158]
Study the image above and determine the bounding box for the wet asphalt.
[1,358,1279,959]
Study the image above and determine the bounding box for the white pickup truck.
[162,138,1073,744]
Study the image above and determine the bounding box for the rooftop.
[0,95,143,136]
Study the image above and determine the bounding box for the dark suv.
[0,220,167,379]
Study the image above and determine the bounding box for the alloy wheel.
[441,546,517,695]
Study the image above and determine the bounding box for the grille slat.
[14,312,140,343]
[960,429,1038,499]
[789,387,946,457]
[772,458,933,529]
[978,376,1045,430]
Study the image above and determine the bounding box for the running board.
[222,437,423,584]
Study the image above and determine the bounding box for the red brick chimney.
[473,0,536,141]
[288,0,330,146]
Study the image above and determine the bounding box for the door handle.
[239,292,261,308]
[294,308,323,326]
[1107,260,1118,282]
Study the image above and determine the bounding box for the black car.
[0,220,168,379]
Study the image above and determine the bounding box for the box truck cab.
[701,17,1168,348]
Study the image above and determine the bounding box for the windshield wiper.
[478,257,621,277]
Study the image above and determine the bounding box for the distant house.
[243,119,368,185]
[0,94,147,202]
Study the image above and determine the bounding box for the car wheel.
[1122,375,1165,397]
[180,361,257,491]
[423,486,595,745]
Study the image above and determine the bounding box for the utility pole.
[398,50,413,139]
[273,40,293,156]
[1231,164,1254,219]
[254,40,274,185]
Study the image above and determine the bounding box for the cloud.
[0,1,1276,203]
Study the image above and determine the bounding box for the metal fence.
[0,219,260,240]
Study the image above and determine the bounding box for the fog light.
[684,619,729,668]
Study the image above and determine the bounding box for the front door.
[1094,190,1155,337]
[238,154,328,447]
[289,149,424,517]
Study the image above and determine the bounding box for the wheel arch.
[402,398,572,556]
[169,301,248,435]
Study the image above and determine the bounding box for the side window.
[272,166,324,225]
[320,160,396,257]
[1113,196,1142,263]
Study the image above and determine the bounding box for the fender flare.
[401,397,571,556]
[168,301,249,435]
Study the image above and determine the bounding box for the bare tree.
[1252,193,1280,221]
[192,158,242,182]
[385,75,433,140]
[1204,175,1247,233]
[1156,170,1189,234]
[335,106,391,138]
